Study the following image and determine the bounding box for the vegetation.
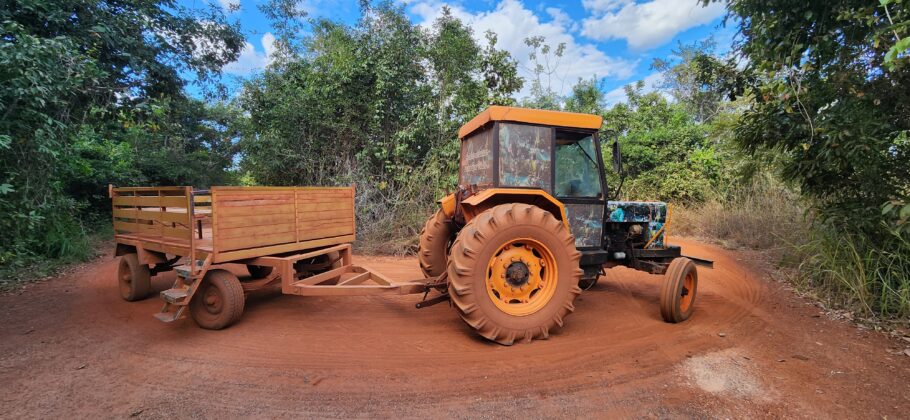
[1,0,908,322]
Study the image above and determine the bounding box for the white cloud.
[216,0,239,12]
[581,0,725,50]
[408,0,636,98]
[603,71,669,105]
[224,33,276,75]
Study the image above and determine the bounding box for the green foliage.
[710,0,910,237]
[238,2,522,252]
[1,0,243,272]
[604,84,726,202]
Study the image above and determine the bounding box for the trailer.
[109,185,441,329]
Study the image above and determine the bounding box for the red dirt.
[1,239,908,418]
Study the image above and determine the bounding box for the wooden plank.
[217,213,296,229]
[162,226,192,240]
[194,195,212,203]
[216,193,295,201]
[216,231,296,251]
[112,186,187,192]
[213,186,352,192]
[296,202,353,212]
[298,225,354,241]
[297,219,353,229]
[113,208,190,224]
[113,195,187,208]
[216,203,295,217]
[218,223,296,240]
[297,209,354,222]
[113,220,159,235]
[217,198,294,207]
[213,234,355,263]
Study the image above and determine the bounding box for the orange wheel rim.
[485,238,558,316]
[679,271,695,312]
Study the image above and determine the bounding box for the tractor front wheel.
[660,257,698,323]
[447,204,582,345]
[418,208,453,278]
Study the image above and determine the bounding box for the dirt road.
[1,239,908,418]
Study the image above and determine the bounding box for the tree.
[0,0,243,266]
[706,0,910,235]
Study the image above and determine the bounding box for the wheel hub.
[505,261,530,287]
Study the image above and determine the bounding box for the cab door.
[554,129,605,250]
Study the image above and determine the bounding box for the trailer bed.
[110,186,356,263]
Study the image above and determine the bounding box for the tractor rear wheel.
[117,253,152,301]
[190,269,245,330]
[447,203,582,345]
[418,208,453,278]
[660,257,698,323]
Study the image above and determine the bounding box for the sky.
[191,0,735,105]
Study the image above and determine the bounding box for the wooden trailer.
[110,185,437,329]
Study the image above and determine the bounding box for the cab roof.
[458,105,603,139]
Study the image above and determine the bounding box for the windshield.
[555,133,602,198]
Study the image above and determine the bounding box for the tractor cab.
[456,106,609,250]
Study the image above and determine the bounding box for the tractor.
[418,106,711,345]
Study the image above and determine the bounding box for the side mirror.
[611,140,623,174]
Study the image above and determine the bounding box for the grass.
[0,224,110,293]
[673,175,810,257]
[674,174,910,324]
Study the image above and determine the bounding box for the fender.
[456,188,568,228]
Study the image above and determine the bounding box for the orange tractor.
[416,106,712,345]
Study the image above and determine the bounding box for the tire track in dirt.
[1,239,908,418]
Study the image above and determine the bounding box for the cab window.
[555,131,602,198]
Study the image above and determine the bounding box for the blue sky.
[193,0,735,104]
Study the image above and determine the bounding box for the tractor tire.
[117,253,152,302]
[418,208,453,278]
[246,264,273,279]
[660,257,698,323]
[447,203,583,345]
[190,269,245,330]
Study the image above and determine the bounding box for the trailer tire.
[660,257,697,323]
[117,253,152,301]
[447,204,582,345]
[246,265,273,279]
[418,208,453,278]
[190,269,245,330]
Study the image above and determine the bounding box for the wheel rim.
[679,271,695,312]
[485,237,558,317]
[118,260,132,295]
[201,284,224,315]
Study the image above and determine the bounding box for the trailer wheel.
[117,253,152,301]
[190,269,245,330]
[418,208,453,278]
[246,265,273,279]
[447,204,582,345]
[660,257,698,323]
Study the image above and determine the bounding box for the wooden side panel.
[210,186,356,253]
[212,189,297,251]
[110,187,193,243]
[296,188,355,242]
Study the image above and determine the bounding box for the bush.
[673,174,809,253]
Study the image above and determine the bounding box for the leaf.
[0,184,15,194]
[884,38,910,67]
